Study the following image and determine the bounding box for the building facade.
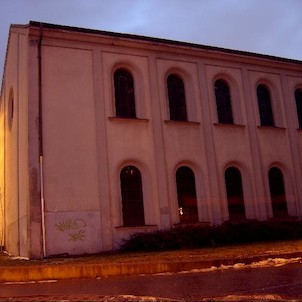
[1,21,302,258]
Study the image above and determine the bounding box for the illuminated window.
[176,166,198,223]
[167,74,187,121]
[120,166,145,226]
[269,167,288,218]
[114,69,136,118]
[214,79,233,124]
[295,88,302,128]
[257,84,274,126]
[225,167,246,220]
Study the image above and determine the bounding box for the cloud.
[1,0,302,79]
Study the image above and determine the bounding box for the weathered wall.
[42,46,102,256]
[1,28,29,257]
[3,23,302,257]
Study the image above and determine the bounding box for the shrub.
[119,220,302,252]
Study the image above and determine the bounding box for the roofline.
[28,21,302,66]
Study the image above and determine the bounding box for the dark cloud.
[1,0,302,81]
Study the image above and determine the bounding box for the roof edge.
[28,20,302,66]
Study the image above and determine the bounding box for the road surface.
[0,261,302,301]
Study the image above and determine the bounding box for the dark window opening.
[120,166,145,226]
[269,167,288,218]
[214,79,234,124]
[8,88,14,130]
[257,84,274,126]
[167,74,188,121]
[295,88,302,128]
[114,69,136,118]
[225,167,246,220]
[176,166,198,223]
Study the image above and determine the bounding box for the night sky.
[1,0,302,82]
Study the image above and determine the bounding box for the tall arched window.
[257,84,274,126]
[295,88,302,128]
[225,167,246,220]
[114,68,136,118]
[214,79,234,124]
[167,74,187,121]
[176,166,198,223]
[120,166,145,226]
[268,167,288,218]
[8,87,14,130]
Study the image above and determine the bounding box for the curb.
[0,252,301,282]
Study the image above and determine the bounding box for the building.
[1,21,302,259]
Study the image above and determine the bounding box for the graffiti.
[54,218,87,242]
[55,218,87,232]
[68,230,86,242]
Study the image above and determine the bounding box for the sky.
[0,0,302,78]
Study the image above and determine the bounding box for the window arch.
[268,167,288,218]
[176,166,198,223]
[114,68,136,118]
[214,79,234,124]
[120,166,145,226]
[257,84,274,126]
[167,74,188,121]
[295,88,302,128]
[225,167,246,220]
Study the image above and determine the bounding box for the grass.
[1,220,302,266]
[0,240,302,267]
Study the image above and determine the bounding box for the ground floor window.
[120,166,145,226]
[225,167,246,220]
[176,166,198,223]
[269,167,288,218]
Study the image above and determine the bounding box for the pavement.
[0,242,302,301]
[0,241,302,283]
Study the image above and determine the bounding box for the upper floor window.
[257,84,274,126]
[114,68,136,118]
[120,166,145,226]
[167,74,187,121]
[295,88,302,128]
[214,79,233,124]
[8,87,14,131]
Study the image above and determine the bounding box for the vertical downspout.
[38,23,46,258]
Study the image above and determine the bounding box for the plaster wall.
[2,29,29,256]
[42,45,102,256]
[4,23,302,257]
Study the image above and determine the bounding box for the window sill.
[213,123,246,128]
[173,221,211,227]
[257,125,286,131]
[164,120,200,125]
[108,117,149,123]
[115,225,158,231]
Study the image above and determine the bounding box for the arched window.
[167,74,187,121]
[225,167,246,220]
[8,87,14,130]
[114,68,136,118]
[268,167,288,218]
[176,166,198,223]
[120,166,145,226]
[295,88,302,128]
[257,84,274,126]
[214,79,233,124]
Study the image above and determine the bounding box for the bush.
[119,220,302,252]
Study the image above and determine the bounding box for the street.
[1,262,302,301]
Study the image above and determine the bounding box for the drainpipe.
[38,23,46,258]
